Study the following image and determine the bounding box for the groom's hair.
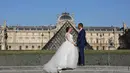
[66,27,70,32]
[78,23,83,27]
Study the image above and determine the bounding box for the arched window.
[26,46,28,48]
[32,46,34,48]
[96,39,99,43]
[9,46,11,49]
[38,46,40,48]
[19,46,22,50]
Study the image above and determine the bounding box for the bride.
[43,27,79,73]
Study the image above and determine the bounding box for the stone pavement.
[0,66,130,73]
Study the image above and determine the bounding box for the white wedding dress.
[43,33,79,73]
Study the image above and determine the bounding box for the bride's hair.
[66,27,70,32]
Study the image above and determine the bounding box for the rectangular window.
[38,37,41,39]
[9,37,12,39]
[25,37,29,39]
[103,33,104,36]
[0,45,1,50]
[103,46,105,50]
[97,33,98,36]
[19,37,23,39]
[31,37,35,39]
[91,33,92,36]
[109,33,110,36]
[97,46,99,50]
[44,37,47,39]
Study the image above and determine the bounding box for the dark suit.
[77,29,87,65]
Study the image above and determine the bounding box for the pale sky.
[0,0,130,27]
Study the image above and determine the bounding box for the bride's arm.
[65,34,76,45]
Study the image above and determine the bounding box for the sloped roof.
[7,25,56,30]
[84,26,121,31]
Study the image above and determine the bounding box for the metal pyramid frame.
[42,21,92,50]
[42,21,78,50]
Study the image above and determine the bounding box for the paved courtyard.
[0,66,130,73]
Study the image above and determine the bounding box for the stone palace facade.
[0,12,127,50]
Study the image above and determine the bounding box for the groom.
[77,23,87,66]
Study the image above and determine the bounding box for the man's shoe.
[62,68,73,70]
[61,68,67,70]
[66,68,73,70]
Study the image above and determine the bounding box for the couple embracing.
[43,23,87,73]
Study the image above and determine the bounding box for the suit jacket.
[77,29,87,48]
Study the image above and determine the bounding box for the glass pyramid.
[42,21,92,50]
